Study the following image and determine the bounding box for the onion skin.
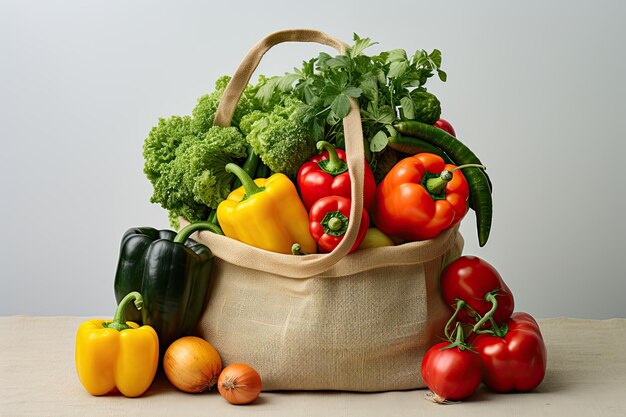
[217,363,262,405]
[163,336,222,393]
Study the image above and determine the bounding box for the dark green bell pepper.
[113,222,221,350]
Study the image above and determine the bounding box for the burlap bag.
[180,29,463,391]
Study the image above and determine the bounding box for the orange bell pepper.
[372,153,475,241]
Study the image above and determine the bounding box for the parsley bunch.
[259,34,446,172]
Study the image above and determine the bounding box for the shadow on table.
[141,371,268,405]
[141,366,566,403]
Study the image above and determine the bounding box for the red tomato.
[434,118,456,136]
[421,342,482,402]
[440,256,514,325]
[473,312,547,392]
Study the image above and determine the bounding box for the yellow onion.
[217,363,262,405]
[163,336,222,393]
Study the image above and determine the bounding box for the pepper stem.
[321,211,349,237]
[426,163,487,195]
[103,291,143,332]
[317,141,348,175]
[292,243,309,256]
[174,221,223,243]
[225,163,263,199]
[328,217,343,231]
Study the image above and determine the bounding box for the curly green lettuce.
[244,97,316,177]
[146,126,247,225]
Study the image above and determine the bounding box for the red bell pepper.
[440,256,515,326]
[309,196,369,253]
[372,153,476,241]
[472,312,547,392]
[297,141,376,211]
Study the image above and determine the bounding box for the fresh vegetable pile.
[141,34,492,250]
[74,33,546,403]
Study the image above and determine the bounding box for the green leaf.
[343,86,362,97]
[438,69,447,82]
[302,85,316,104]
[369,105,397,125]
[331,94,351,119]
[412,49,426,65]
[326,109,341,125]
[353,55,374,74]
[300,58,316,77]
[316,52,332,70]
[406,79,424,88]
[361,103,396,125]
[370,130,389,152]
[321,83,341,98]
[349,34,378,58]
[387,49,408,63]
[334,131,345,149]
[254,77,278,104]
[359,76,379,101]
[276,73,301,92]
[327,71,349,90]
[326,55,351,69]
[400,96,415,120]
[311,119,325,141]
[385,125,397,137]
[429,49,442,67]
[388,61,408,78]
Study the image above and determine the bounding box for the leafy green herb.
[261,33,446,178]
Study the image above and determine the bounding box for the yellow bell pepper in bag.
[217,163,317,254]
[75,291,158,397]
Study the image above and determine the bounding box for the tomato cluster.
[422,256,547,402]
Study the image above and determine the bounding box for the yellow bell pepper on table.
[75,291,159,397]
[217,163,317,254]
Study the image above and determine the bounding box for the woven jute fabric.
[182,29,464,391]
[187,224,463,391]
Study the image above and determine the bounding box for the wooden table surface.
[1,316,625,417]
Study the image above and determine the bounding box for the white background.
[1,0,624,318]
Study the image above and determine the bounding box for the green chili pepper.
[394,121,493,246]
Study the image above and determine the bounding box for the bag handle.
[206,29,365,278]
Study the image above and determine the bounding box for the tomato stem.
[472,292,498,332]
[440,322,473,351]
[471,292,508,337]
[444,299,466,341]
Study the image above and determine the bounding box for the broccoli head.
[245,97,316,177]
[192,76,260,133]
[143,115,197,184]
[238,110,267,136]
[190,126,248,208]
[148,126,247,225]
